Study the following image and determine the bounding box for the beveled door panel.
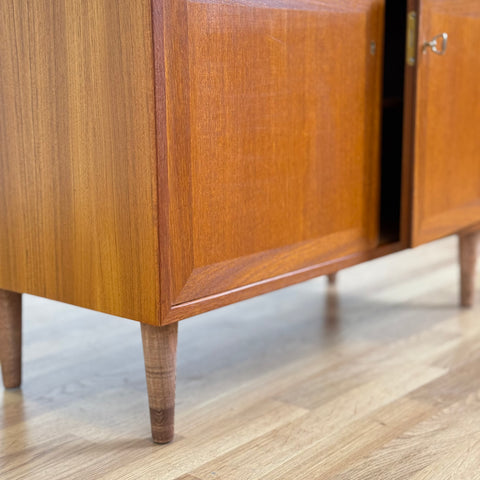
[411,0,480,245]
[155,0,385,319]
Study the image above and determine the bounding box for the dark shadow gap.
[379,1,407,244]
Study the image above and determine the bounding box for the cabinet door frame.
[407,0,480,246]
[154,0,387,324]
[400,0,419,246]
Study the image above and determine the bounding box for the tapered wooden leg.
[459,232,479,308]
[327,272,337,286]
[0,289,22,389]
[141,322,178,444]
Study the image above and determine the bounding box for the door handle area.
[423,33,448,55]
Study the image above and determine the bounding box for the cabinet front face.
[157,0,385,315]
[411,0,480,245]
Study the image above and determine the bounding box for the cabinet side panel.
[0,0,161,324]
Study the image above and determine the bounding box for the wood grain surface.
[411,0,480,245]
[0,0,393,327]
[3,0,479,330]
[141,322,178,444]
[0,289,22,388]
[2,237,480,479]
[156,0,386,320]
[459,231,479,308]
[0,0,160,324]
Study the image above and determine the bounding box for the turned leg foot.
[459,232,479,308]
[327,272,337,286]
[0,289,22,388]
[141,322,178,444]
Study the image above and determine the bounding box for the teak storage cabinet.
[1,0,480,443]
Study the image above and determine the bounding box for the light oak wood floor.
[2,236,480,479]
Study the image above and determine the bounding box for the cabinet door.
[411,0,480,245]
[157,0,385,315]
